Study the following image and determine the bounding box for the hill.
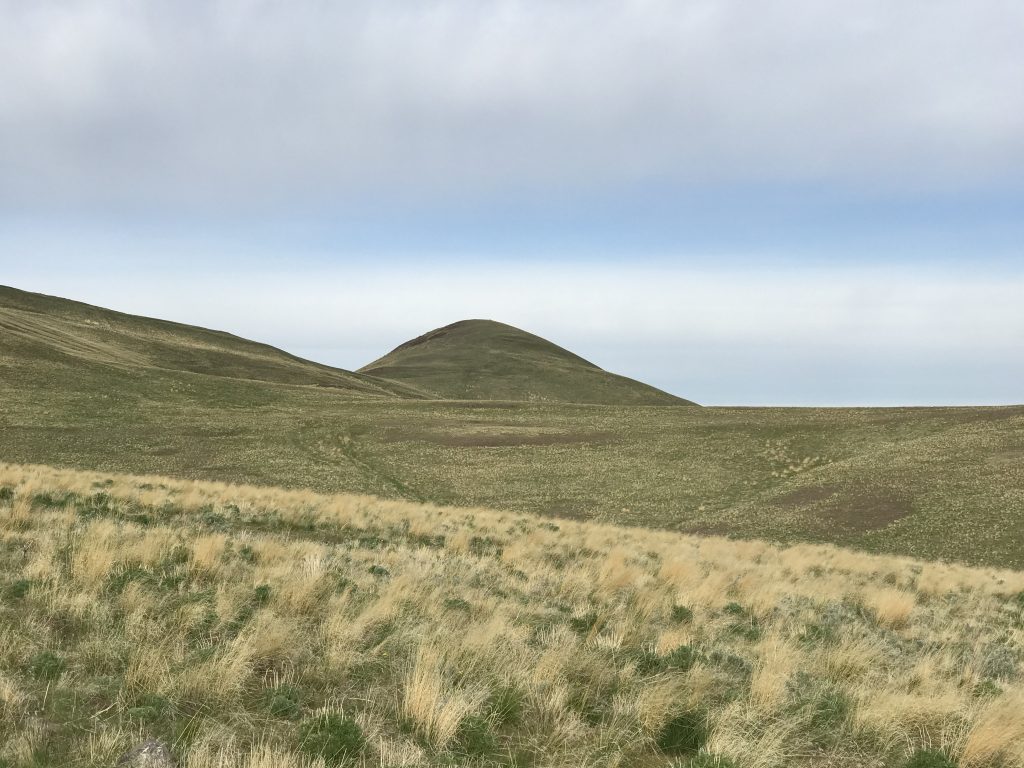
[0,285,418,397]
[1,462,1021,767]
[359,319,695,405]
[2,285,1023,569]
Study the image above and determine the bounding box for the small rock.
[117,739,176,768]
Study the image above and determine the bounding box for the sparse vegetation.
[0,462,1022,767]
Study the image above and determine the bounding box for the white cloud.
[1,0,1022,208]
[3,2,1020,404]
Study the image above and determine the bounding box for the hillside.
[359,319,694,405]
[2,286,1023,568]
[1,287,693,407]
[1,462,1022,768]
[0,285,418,397]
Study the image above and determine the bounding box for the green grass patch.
[298,713,366,765]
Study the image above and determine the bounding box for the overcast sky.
[2,0,1022,405]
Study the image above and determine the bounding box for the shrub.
[199,507,229,529]
[252,584,272,605]
[972,679,1002,698]
[126,692,172,723]
[32,491,76,508]
[488,684,524,726]
[635,643,701,676]
[797,621,837,644]
[185,607,219,645]
[633,648,664,675]
[3,579,31,600]
[299,713,366,765]
[444,597,472,612]
[568,611,599,635]
[264,684,303,720]
[722,603,761,641]
[734,625,762,641]
[671,604,694,624]
[657,710,707,755]
[978,644,1018,680]
[902,749,957,768]
[164,544,191,566]
[454,715,496,756]
[809,690,850,731]
[664,645,699,671]
[706,649,751,675]
[27,650,65,681]
[105,565,156,596]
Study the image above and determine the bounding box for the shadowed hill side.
[360,319,696,405]
[0,285,420,397]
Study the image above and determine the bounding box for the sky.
[1,0,1023,405]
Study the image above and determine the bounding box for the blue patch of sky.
[2,182,1022,272]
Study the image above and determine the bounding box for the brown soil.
[774,485,912,531]
[831,491,913,531]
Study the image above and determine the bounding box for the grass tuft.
[298,712,365,765]
[657,710,708,755]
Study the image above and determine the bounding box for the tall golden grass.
[0,461,1021,767]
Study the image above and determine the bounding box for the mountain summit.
[359,319,695,405]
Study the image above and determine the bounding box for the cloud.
[2,0,1023,211]
[3,2,1020,404]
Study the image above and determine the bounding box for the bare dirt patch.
[377,421,616,447]
[830,491,913,531]
[774,485,841,508]
[774,485,912,531]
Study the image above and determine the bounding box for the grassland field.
[2,349,1023,569]
[4,284,1023,569]
[0,462,1022,768]
[2,287,1024,767]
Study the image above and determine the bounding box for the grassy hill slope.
[2,286,1022,569]
[1,462,1021,768]
[0,285,418,397]
[359,319,694,405]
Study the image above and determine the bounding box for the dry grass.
[863,586,917,629]
[961,689,1024,766]
[402,645,487,749]
[0,461,1021,768]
